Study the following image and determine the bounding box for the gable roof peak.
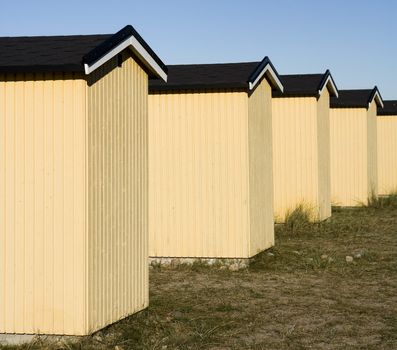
[149,57,284,93]
[0,24,167,81]
[272,69,338,98]
[330,87,384,109]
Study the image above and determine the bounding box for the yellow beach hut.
[148,57,283,263]
[377,100,397,195]
[0,25,167,337]
[272,71,338,222]
[330,87,384,206]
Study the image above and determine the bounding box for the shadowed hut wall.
[316,89,332,219]
[86,53,148,333]
[367,103,378,197]
[247,80,274,256]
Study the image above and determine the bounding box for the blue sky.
[1,0,396,98]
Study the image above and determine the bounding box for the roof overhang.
[369,86,384,109]
[83,25,167,81]
[318,70,338,98]
[248,57,284,92]
[377,100,397,116]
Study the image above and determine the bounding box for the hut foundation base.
[149,257,250,270]
[0,334,83,346]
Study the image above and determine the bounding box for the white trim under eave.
[368,91,384,109]
[318,75,338,98]
[84,36,167,82]
[249,64,284,92]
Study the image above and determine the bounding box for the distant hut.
[149,58,283,261]
[377,100,397,195]
[330,87,384,206]
[272,71,338,222]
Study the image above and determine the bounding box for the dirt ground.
[3,206,397,350]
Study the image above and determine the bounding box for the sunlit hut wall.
[148,58,284,260]
[377,100,397,195]
[330,88,384,206]
[272,71,338,222]
[0,25,167,336]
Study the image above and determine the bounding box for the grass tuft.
[283,203,316,234]
[366,192,397,209]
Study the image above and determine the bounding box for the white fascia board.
[368,90,384,108]
[318,75,338,98]
[84,36,167,82]
[372,91,384,108]
[249,64,284,92]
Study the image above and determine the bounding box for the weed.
[367,192,397,209]
[283,203,316,234]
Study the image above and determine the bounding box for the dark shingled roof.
[0,25,167,78]
[149,62,257,92]
[0,34,111,73]
[330,88,383,109]
[149,57,283,93]
[272,70,338,98]
[378,100,397,116]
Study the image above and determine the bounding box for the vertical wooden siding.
[377,115,397,194]
[149,90,251,258]
[272,97,321,222]
[316,89,332,219]
[367,103,378,197]
[247,80,274,256]
[86,54,148,333]
[330,108,369,206]
[0,74,87,335]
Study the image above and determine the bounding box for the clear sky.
[1,0,396,99]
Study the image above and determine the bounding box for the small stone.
[321,254,328,260]
[172,311,183,319]
[267,252,275,257]
[171,258,180,266]
[292,250,301,255]
[94,335,103,342]
[229,263,240,271]
[219,266,227,270]
[346,256,353,263]
[328,257,334,263]
[355,253,362,259]
[207,259,217,266]
[183,258,195,265]
[308,258,313,261]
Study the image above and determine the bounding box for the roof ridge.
[0,33,112,39]
[338,88,373,92]
[82,25,167,76]
[280,73,324,77]
[166,61,260,67]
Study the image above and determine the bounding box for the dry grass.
[3,206,397,350]
[283,203,317,234]
[367,192,397,209]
